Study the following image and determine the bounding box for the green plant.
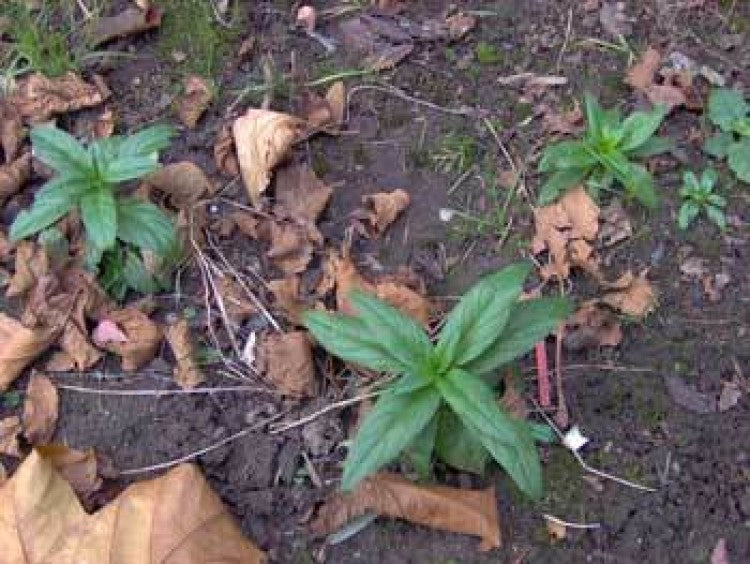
[10,124,179,295]
[678,168,726,230]
[475,41,502,65]
[538,93,672,208]
[703,88,750,183]
[304,263,571,498]
[431,134,478,174]
[0,1,76,77]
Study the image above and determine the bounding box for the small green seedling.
[703,88,750,183]
[10,124,179,296]
[304,262,571,498]
[678,169,726,231]
[539,93,673,208]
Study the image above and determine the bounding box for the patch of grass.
[474,40,502,65]
[158,0,241,78]
[431,133,478,174]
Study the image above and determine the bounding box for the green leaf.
[678,201,700,230]
[705,205,726,230]
[707,88,749,131]
[436,262,531,370]
[119,124,174,157]
[348,290,434,378]
[627,135,674,159]
[462,297,571,376]
[727,138,750,183]
[437,368,542,499]
[597,150,659,208]
[619,105,667,152]
[341,386,441,490]
[404,413,438,480]
[434,407,489,474]
[682,170,700,192]
[703,132,735,159]
[102,156,160,184]
[80,189,117,250]
[31,125,92,176]
[10,196,74,241]
[116,198,176,256]
[538,168,589,205]
[305,311,423,375]
[123,250,161,294]
[538,141,597,172]
[528,422,556,443]
[706,193,726,207]
[700,168,719,191]
[583,92,605,141]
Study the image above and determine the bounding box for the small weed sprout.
[10,125,179,298]
[703,88,750,183]
[538,93,673,208]
[678,169,726,231]
[304,263,571,498]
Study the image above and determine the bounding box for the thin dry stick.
[119,413,284,476]
[543,513,601,530]
[269,391,381,434]
[56,384,275,397]
[345,83,475,124]
[533,399,657,493]
[555,7,574,72]
[75,0,92,19]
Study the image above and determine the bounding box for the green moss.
[157,0,240,78]
[540,449,585,508]
[475,41,503,65]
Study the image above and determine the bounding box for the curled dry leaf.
[0,417,22,458]
[0,451,265,563]
[22,373,58,445]
[36,444,102,501]
[215,276,257,326]
[531,187,600,280]
[177,75,213,129]
[273,163,333,224]
[258,331,315,398]
[6,240,48,298]
[145,161,214,209]
[268,276,307,325]
[598,200,632,247]
[625,47,661,91]
[311,472,501,551]
[541,100,583,136]
[96,309,162,371]
[214,124,240,176]
[267,220,315,275]
[165,319,205,390]
[93,107,115,139]
[88,6,162,46]
[233,109,304,204]
[0,313,59,391]
[352,189,410,238]
[297,81,345,134]
[600,270,656,318]
[564,302,623,351]
[9,72,108,122]
[0,153,31,205]
[0,101,24,163]
[625,48,689,111]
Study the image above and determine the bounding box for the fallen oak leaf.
[87,6,162,46]
[258,331,316,398]
[96,309,162,371]
[625,47,661,91]
[164,319,205,390]
[600,270,656,318]
[297,81,346,134]
[564,302,623,351]
[0,417,22,458]
[177,75,213,129]
[0,313,59,391]
[233,108,305,204]
[0,450,266,563]
[9,72,108,122]
[267,220,315,275]
[311,472,501,551]
[273,163,333,224]
[22,373,58,445]
[214,124,240,176]
[268,276,307,325]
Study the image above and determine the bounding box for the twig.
[270,391,381,434]
[447,164,478,195]
[542,513,601,530]
[56,384,275,397]
[119,413,284,475]
[345,83,475,123]
[555,8,574,72]
[75,0,92,19]
[533,399,657,493]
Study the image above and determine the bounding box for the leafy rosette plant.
[703,87,750,183]
[304,262,572,498]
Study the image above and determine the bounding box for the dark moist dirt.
[3,0,750,562]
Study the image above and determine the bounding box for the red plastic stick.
[535,341,551,407]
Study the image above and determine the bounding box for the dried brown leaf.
[165,319,205,389]
[600,270,656,318]
[88,6,162,46]
[215,276,257,326]
[625,48,661,91]
[0,417,22,458]
[598,200,632,247]
[233,109,304,204]
[0,152,31,205]
[36,444,102,500]
[311,472,501,551]
[352,189,410,238]
[145,161,214,209]
[267,220,314,275]
[258,331,315,398]
[214,124,240,176]
[93,107,115,139]
[22,373,58,445]
[9,72,108,122]
[373,282,431,326]
[364,43,414,72]
[0,101,24,163]
[445,12,477,41]
[0,313,59,391]
[0,450,265,562]
[6,240,49,298]
[564,302,623,351]
[96,309,162,371]
[273,163,333,224]
[177,75,213,129]
[268,276,306,325]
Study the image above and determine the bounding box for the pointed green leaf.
[404,413,438,480]
[119,124,174,157]
[434,407,489,474]
[80,189,117,250]
[102,156,160,184]
[31,125,92,176]
[436,262,531,370]
[705,205,726,230]
[678,201,700,230]
[538,140,597,172]
[116,198,176,256]
[341,386,441,490]
[627,135,674,159]
[123,250,161,294]
[583,92,605,141]
[703,132,734,159]
[727,138,750,183]
[707,88,749,131]
[462,297,571,376]
[619,105,667,152]
[700,168,719,191]
[538,167,590,205]
[437,368,542,499]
